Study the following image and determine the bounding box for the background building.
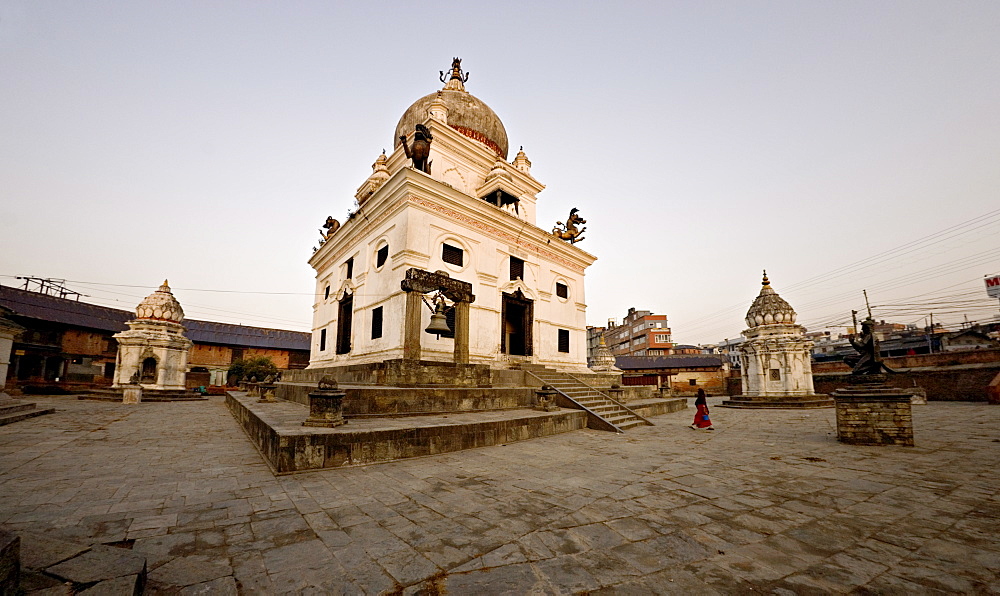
[591,308,673,361]
[0,283,309,391]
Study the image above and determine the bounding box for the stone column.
[453,300,470,364]
[403,291,423,361]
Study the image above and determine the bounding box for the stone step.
[0,402,39,415]
[0,406,55,426]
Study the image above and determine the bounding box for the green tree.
[228,356,278,385]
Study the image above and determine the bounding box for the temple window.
[442,243,464,267]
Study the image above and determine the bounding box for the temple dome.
[745,272,797,327]
[135,280,185,323]
[394,59,509,158]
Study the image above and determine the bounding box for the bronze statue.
[440,57,469,84]
[400,124,433,173]
[844,317,893,375]
[552,208,587,244]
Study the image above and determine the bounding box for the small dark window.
[376,245,389,268]
[324,286,330,300]
[770,369,781,381]
[442,243,464,267]
[509,257,524,281]
[345,257,354,279]
[371,306,383,339]
[319,329,327,352]
[555,282,568,299]
[689,379,697,386]
[558,329,570,353]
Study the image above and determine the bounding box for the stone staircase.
[522,366,652,432]
[0,397,54,426]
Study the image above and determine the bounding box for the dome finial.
[762,270,769,286]
[440,57,468,92]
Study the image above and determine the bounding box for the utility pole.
[927,313,934,354]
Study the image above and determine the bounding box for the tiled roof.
[615,355,725,370]
[0,284,310,351]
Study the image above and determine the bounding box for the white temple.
[112,281,192,390]
[738,272,817,399]
[307,59,596,371]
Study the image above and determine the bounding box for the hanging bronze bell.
[425,301,451,335]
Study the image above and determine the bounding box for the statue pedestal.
[303,387,347,428]
[122,385,142,404]
[832,376,914,446]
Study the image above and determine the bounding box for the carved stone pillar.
[403,291,423,361]
[453,300,470,364]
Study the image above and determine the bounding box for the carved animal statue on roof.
[399,124,433,174]
[553,208,586,244]
[320,216,340,241]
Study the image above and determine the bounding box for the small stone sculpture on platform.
[303,376,347,428]
[552,208,586,244]
[845,317,893,376]
[534,385,559,412]
[258,374,277,403]
[400,124,433,174]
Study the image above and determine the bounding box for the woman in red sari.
[691,388,714,430]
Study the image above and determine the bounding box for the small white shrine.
[738,272,817,399]
[307,59,596,371]
[112,281,192,390]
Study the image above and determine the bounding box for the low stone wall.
[815,367,999,402]
[629,398,687,418]
[833,389,914,446]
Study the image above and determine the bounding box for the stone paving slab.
[0,395,998,594]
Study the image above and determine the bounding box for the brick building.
[592,308,673,361]
[0,284,310,391]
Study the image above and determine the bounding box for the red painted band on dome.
[450,125,504,157]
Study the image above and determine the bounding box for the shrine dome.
[394,58,509,159]
[135,280,185,323]
[745,272,797,327]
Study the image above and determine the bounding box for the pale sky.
[2,1,998,345]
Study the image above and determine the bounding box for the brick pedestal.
[832,377,914,446]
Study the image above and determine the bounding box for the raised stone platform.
[226,391,588,473]
[719,395,834,409]
[80,388,207,402]
[278,383,534,416]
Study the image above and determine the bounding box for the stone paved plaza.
[1,395,998,594]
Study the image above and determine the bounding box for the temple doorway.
[501,291,533,356]
[336,292,353,354]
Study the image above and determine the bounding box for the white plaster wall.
[0,330,15,391]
